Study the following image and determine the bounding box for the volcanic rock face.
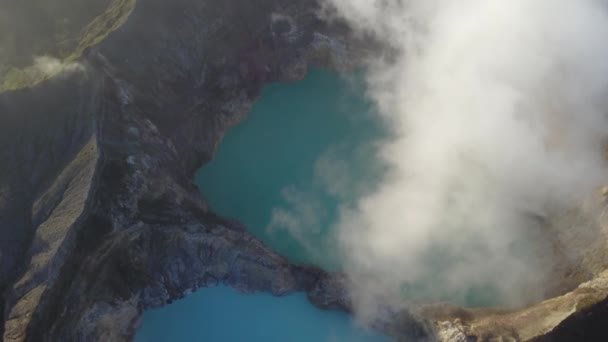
[1,0,608,341]
[0,0,391,341]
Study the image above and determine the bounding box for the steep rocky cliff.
[1,0,608,341]
[1,0,399,340]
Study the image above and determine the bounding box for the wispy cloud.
[32,55,85,76]
[320,0,608,320]
[266,141,385,269]
[267,185,329,258]
[1,55,85,90]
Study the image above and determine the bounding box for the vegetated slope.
[0,0,135,91]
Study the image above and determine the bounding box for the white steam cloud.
[32,55,85,76]
[1,55,85,90]
[321,0,608,317]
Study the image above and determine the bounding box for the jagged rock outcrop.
[0,68,102,341]
[2,0,608,341]
[1,0,412,341]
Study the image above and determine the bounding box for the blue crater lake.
[135,286,389,342]
[196,68,386,270]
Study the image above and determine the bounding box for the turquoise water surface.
[196,68,386,270]
[135,286,389,342]
[194,68,502,306]
[135,70,391,342]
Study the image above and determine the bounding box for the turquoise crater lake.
[196,68,386,270]
[135,286,389,342]
[193,68,502,307]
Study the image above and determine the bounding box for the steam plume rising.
[324,0,608,316]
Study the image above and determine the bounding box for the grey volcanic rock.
[45,206,327,340]
[0,0,412,341]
